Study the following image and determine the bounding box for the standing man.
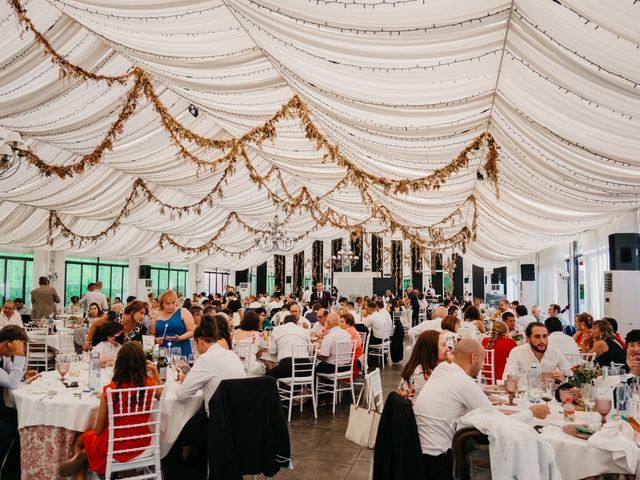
[30,276,61,320]
[82,280,108,312]
[0,301,23,329]
[310,281,331,309]
[407,286,420,327]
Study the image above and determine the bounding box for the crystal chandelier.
[0,127,27,180]
[332,237,359,268]
[255,214,297,253]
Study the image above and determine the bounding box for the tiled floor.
[248,355,406,480]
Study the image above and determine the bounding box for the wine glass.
[56,354,71,383]
[541,379,554,404]
[172,347,182,364]
[505,375,519,406]
[187,354,195,368]
[582,384,596,422]
[595,388,612,425]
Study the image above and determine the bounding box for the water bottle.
[88,351,101,390]
[615,380,632,416]
[527,362,541,403]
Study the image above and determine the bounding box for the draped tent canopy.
[1,0,639,269]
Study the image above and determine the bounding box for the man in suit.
[30,276,61,320]
[407,286,420,327]
[310,281,331,309]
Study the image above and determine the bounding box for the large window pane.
[0,261,5,304]
[169,270,178,292]
[81,264,97,291]
[98,265,111,299]
[111,267,123,302]
[65,263,82,306]
[25,260,33,306]
[158,269,169,294]
[6,260,25,302]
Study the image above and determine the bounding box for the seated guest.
[363,300,391,345]
[604,317,626,350]
[232,311,267,375]
[414,339,549,478]
[504,323,569,380]
[255,307,270,330]
[13,298,31,324]
[407,310,442,342]
[58,342,163,479]
[109,297,124,315]
[267,315,311,379]
[202,314,232,350]
[582,319,626,368]
[304,302,320,324]
[545,317,579,356]
[573,312,593,349]
[120,300,148,343]
[92,321,124,366]
[502,311,523,340]
[440,315,460,351]
[316,313,352,374]
[514,305,535,330]
[0,326,30,475]
[190,305,203,326]
[463,305,486,334]
[338,312,362,377]
[82,303,108,350]
[625,330,640,378]
[431,305,448,321]
[0,301,23,329]
[397,331,449,402]
[166,319,246,477]
[311,308,328,340]
[481,320,517,381]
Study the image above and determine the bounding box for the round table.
[12,366,203,480]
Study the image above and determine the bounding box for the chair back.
[25,326,49,371]
[291,343,317,381]
[452,427,491,480]
[233,341,254,372]
[104,384,166,477]
[334,340,357,372]
[365,368,384,412]
[57,328,76,354]
[565,352,597,368]
[479,349,496,385]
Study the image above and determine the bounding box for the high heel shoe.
[58,450,87,476]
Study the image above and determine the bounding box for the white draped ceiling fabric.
[1,0,639,270]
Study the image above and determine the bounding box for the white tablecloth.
[497,401,636,479]
[12,367,203,456]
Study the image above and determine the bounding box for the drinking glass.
[187,354,195,368]
[596,388,612,425]
[505,375,519,406]
[582,384,596,413]
[172,347,182,364]
[541,379,554,404]
[56,354,71,383]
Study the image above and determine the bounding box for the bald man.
[316,312,352,374]
[0,301,24,329]
[414,339,549,478]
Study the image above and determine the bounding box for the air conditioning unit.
[603,270,640,338]
[238,282,251,299]
[137,279,153,297]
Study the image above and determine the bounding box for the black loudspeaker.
[139,265,151,279]
[490,273,501,284]
[609,233,640,270]
[520,264,535,281]
[285,275,292,284]
[373,278,394,296]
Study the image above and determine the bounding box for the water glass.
[56,354,71,383]
[596,388,613,425]
[172,347,182,362]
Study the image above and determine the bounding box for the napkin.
[588,421,638,473]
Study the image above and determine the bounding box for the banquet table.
[484,385,637,479]
[12,366,203,480]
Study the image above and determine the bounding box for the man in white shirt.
[363,300,391,344]
[169,320,246,476]
[81,281,108,311]
[531,304,546,323]
[497,298,512,316]
[267,315,311,379]
[503,323,570,379]
[316,313,352,374]
[408,315,441,342]
[0,301,23,329]
[414,339,549,478]
[548,303,569,328]
[545,317,579,356]
[515,305,537,330]
[502,311,524,339]
[310,308,328,340]
[289,303,310,329]
[266,295,283,315]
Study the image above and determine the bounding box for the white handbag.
[345,381,381,449]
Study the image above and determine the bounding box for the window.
[267,273,274,296]
[203,270,230,296]
[0,253,34,306]
[149,264,187,297]
[64,257,128,306]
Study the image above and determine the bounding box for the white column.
[31,250,51,291]
[128,256,140,299]
[51,251,65,299]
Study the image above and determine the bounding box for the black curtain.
[391,240,403,297]
[453,255,464,300]
[371,234,383,272]
[350,234,363,272]
[273,255,285,293]
[312,240,323,284]
[256,262,267,295]
[410,242,423,292]
[292,252,304,297]
[472,264,485,301]
[235,269,248,286]
[431,253,443,297]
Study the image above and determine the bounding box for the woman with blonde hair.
[582,319,626,368]
[481,320,516,381]
[149,290,195,356]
